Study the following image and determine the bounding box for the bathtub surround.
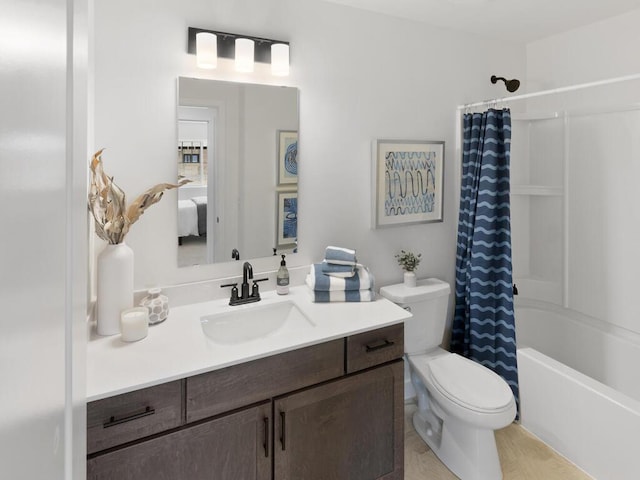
[523,8,640,352]
[451,109,519,405]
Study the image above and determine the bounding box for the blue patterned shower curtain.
[451,108,519,406]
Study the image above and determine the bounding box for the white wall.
[0,0,88,478]
[525,8,640,336]
[93,0,525,294]
[527,8,640,90]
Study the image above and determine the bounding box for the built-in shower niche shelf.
[511,185,563,196]
[513,277,563,305]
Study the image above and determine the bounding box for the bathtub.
[515,299,640,480]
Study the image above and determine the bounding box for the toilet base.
[413,410,503,480]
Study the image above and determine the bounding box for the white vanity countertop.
[86,285,411,402]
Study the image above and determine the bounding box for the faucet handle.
[221,283,239,303]
[251,277,269,297]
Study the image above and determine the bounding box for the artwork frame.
[373,139,444,228]
[276,191,298,249]
[277,130,298,185]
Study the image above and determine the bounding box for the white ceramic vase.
[97,242,134,336]
[404,271,417,288]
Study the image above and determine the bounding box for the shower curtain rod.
[458,72,640,110]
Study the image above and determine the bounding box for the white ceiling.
[320,0,640,43]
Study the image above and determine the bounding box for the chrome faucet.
[221,261,268,306]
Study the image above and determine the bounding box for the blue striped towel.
[310,289,375,303]
[306,264,374,292]
[321,260,356,278]
[324,246,357,266]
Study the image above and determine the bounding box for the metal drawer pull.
[103,406,155,428]
[280,411,286,451]
[263,417,269,457]
[365,339,395,352]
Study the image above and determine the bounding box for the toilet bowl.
[379,279,517,480]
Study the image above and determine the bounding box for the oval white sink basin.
[201,301,316,345]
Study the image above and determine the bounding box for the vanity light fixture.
[235,38,255,72]
[187,27,290,76]
[195,32,217,69]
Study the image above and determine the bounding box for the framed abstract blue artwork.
[276,191,297,249]
[373,139,444,228]
[277,130,298,185]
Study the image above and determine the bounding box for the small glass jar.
[140,288,169,325]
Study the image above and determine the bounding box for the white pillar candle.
[120,307,149,342]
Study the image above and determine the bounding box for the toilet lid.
[428,354,514,413]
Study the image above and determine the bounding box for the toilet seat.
[427,353,514,414]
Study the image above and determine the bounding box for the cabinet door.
[274,361,403,480]
[88,402,271,480]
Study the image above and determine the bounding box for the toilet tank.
[379,278,451,355]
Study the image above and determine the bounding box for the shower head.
[491,75,520,93]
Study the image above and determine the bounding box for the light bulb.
[235,38,254,72]
[195,32,217,69]
[271,43,290,76]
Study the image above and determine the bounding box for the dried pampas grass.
[88,149,189,244]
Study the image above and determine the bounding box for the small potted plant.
[395,250,421,287]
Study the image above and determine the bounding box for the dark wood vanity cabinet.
[87,324,404,480]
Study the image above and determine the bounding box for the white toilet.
[380,278,516,480]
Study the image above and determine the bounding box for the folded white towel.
[309,288,375,303]
[324,245,357,266]
[306,264,374,292]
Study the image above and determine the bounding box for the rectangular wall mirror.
[177,77,299,267]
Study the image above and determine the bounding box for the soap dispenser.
[276,254,290,295]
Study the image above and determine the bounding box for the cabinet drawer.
[186,340,344,422]
[87,380,183,454]
[346,324,404,373]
